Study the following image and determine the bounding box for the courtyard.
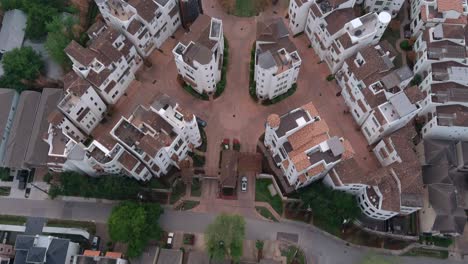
[136,0,380,184]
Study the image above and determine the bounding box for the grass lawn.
[255,206,278,222]
[403,248,449,259]
[0,215,27,225]
[191,179,202,197]
[0,187,11,196]
[234,0,256,17]
[255,179,283,215]
[196,127,207,152]
[170,181,186,204]
[46,219,96,235]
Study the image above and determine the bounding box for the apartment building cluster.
[40,0,204,181]
[173,14,224,94]
[254,18,302,100]
[96,0,182,57]
[288,0,392,73]
[264,102,355,190]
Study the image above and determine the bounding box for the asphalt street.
[0,198,461,264]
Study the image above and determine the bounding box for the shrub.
[400,39,412,51]
[326,74,335,81]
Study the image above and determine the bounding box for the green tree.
[43,173,53,184]
[45,15,75,67]
[108,202,163,258]
[0,47,44,91]
[24,2,58,39]
[205,214,245,262]
[297,183,360,234]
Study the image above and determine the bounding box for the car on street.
[24,188,31,198]
[241,176,247,192]
[166,232,174,248]
[196,117,207,127]
[91,236,100,250]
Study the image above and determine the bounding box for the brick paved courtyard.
[135,0,380,183]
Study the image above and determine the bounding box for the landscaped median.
[214,36,229,99]
[0,215,27,225]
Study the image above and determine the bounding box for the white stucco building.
[255,18,301,100]
[410,0,468,36]
[58,72,107,135]
[360,0,405,18]
[95,0,181,57]
[65,22,142,105]
[290,0,391,73]
[324,125,423,220]
[173,15,224,94]
[264,102,354,190]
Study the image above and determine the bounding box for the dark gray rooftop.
[0,89,17,146]
[24,88,63,167]
[26,247,46,263]
[2,91,41,169]
[14,236,34,251]
[0,9,27,52]
[257,50,276,69]
[275,109,310,138]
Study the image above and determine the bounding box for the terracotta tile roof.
[298,174,307,183]
[306,163,325,177]
[83,250,101,257]
[291,152,310,171]
[118,150,139,171]
[337,33,353,49]
[301,102,319,117]
[341,139,354,160]
[357,99,367,113]
[288,119,329,149]
[387,124,423,197]
[324,8,355,35]
[374,169,401,212]
[65,40,96,66]
[105,252,123,259]
[333,158,366,185]
[404,85,426,104]
[346,45,393,83]
[63,72,91,96]
[438,0,464,13]
[47,110,64,126]
[267,114,280,128]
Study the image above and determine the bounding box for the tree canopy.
[0,47,44,91]
[296,182,360,234]
[45,15,76,67]
[1,0,69,40]
[48,171,142,200]
[108,201,163,258]
[205,214,245,262]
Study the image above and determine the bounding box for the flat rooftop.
[275,109,311,137]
